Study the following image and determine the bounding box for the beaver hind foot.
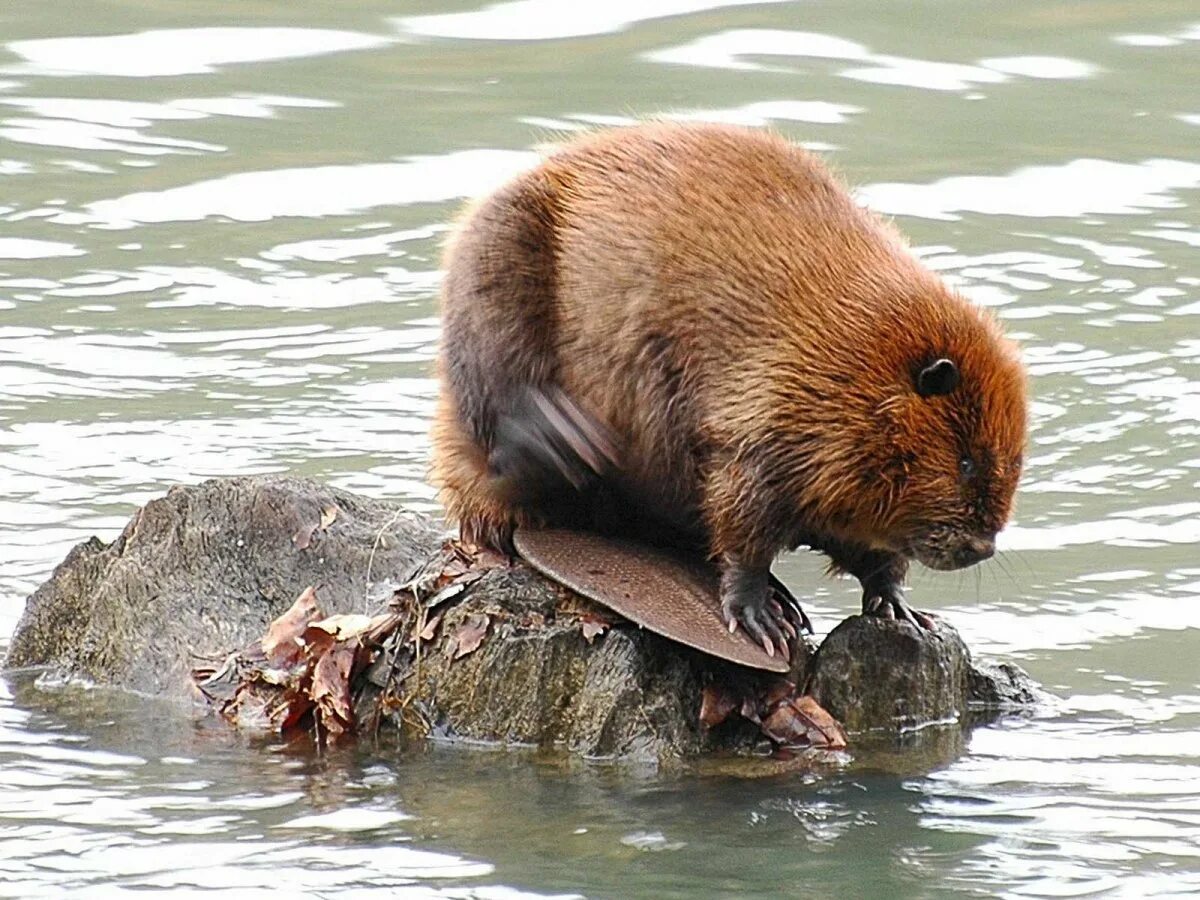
[490,387,620,495]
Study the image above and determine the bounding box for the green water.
[3,1,1200,896]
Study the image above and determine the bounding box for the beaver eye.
[959,457,976,480]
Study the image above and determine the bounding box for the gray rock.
[382,566,724,758]
[7,476,441,695]
[968,659,1044,710]
[7,476,1041,759]
[808,614,1042,733]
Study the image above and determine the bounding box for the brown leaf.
[310,642,357,733]
[699,684,739,729]
[276,692,315,732]
[319,505,339,529]
[739,695,762,726]
[299,621,336,663]
[364,611,402,644]
[307,613,375,641]
[417,610,444,642]
[441,552,471,580]
[761,695,847,751]
[449,613,490,660]
[262,587,322,669]
[761,678,795,708]
[473,547,510,570]
[224,680,312,734]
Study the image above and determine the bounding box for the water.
[2,1,1200,895]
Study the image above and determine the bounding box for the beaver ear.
[916,358,960,397]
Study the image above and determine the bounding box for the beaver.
[431,122,1027,658]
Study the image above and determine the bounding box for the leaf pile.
[193,586,399,738]
[191,541,512,740]
[191,539,849,755]
[700,677,847,752]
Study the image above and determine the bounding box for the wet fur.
[432,122,1027,602]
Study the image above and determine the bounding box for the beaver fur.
[431,122,1027,656]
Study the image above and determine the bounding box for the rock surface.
[6,476,441,696]
[7,476,1042,759]
[809,615,999,732]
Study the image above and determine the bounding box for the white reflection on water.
[522,100,861,132]
[976,56,1097,79]
[1,116,224,156]
[400,0,791,41]
[648,28,1094,91]
[915,716,1200,896]
[66,149,536,227]
[0,94,334,156]
[265,225,443,264]
[668,99,862,126]
[5,28,390,78]
[0,238,84,259]
[859,158,1200,220]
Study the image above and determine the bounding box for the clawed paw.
[723,581,811,660]
[862,589,935,629]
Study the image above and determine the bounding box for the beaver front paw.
[862,584,935,629]
[720,565,810,659]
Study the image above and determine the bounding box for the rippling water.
[3,1,1200,896]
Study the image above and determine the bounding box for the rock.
[6,476,442,696]
[968,659,1044,710]
[379,566,730,758]
[808,614,1041,733]
[7,476,1041,760]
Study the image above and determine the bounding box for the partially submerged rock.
[6,476,441,696]
[6,476,1041,761]
[809,615,972,733]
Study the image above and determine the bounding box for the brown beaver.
[431,122,1027,658]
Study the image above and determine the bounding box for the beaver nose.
[958,536,995,567]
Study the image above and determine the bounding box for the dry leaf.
[417,610,444,642]
[761,678,795,708]
[262,587,322,669]
[307,613,374,641]
[276,692,315,732]
[299,621,337,663]
[473,547,510,570]
[320,505,339,529]
[581,617,608,644]
[739,695,762,726]
[699,684,739,729]
[311,642,357,733]
[364,611,401,644]
[761,694,847,751]
[450,613,490,660]
[442,553,471,580]
[423,576,472,610]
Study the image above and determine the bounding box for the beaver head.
[854,302,1028,570]
[792,293,1027,571]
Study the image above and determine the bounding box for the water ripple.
[5,28,391,78]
